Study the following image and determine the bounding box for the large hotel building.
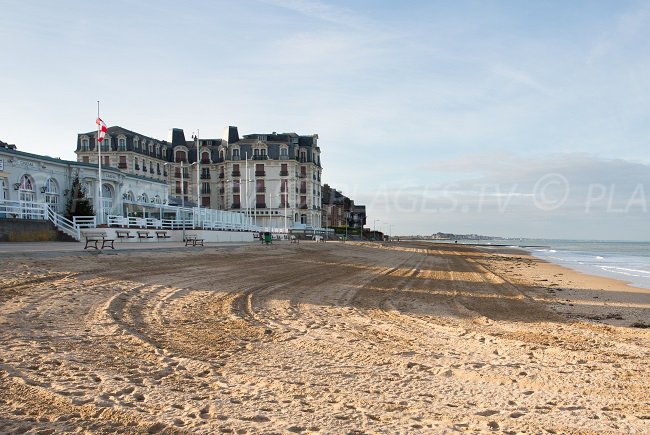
[75,125,323,229]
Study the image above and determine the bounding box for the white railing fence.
[48,207,80,240]
[2,199,272,237]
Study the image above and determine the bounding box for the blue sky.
[1,0,649,239]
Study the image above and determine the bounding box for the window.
[100,138,110,152]
[256,194,265,208]
[119,155,127,169]
[134,157,139,169]
[201,152,210,164]
[19,175,35,202]
[134,137,139,150]
[232,164,240,176]
[162,147,167,158]
[149,162,153,173]
[280,163,288,176]
[103,156,110,166]
[256,179,265,192]
[118,137,126,151]
[233,180,240,194]
[82,156,89,163]
[280,147,288,157]
[44,178,61,212]
[175,150,187,163]
[255,163,265,176]
[1,178,6,199]
[232,148,240,159]
[81,138,89,151]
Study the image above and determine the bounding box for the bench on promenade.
[137,230,154,241]
[184,234,204,247]
[155,230,171,240]
[116,230,134,241]
[84,231,115,250]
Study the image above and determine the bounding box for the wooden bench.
[84,232,115,250]
[155,230,171,240]
[137,230,154,240]
[116,230,134,241]
[184,234,204,247]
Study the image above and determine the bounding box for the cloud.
[355,153,650,239]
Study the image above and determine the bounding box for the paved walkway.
[0,240,253,256]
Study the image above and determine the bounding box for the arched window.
[18,174,35,202]
[81,137,89,151]
[44,178,61,212]
[202,151,210,163]
[232,148,240,159]
[101,184,113,219]
[175,150,187,163]
[140,193,148,203]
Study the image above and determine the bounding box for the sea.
[429,239,650,290]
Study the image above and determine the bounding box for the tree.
[65,176,94,219]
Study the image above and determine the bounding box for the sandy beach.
[0,241,648,433]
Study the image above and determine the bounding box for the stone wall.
[0,219,74,242]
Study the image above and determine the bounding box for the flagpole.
[196,129,200,230]
[97,100,103,225]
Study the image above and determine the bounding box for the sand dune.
[0,242,648,433]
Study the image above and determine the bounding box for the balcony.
[256,203,267,208]
[200,173,211,179]
[218,173,224,179]
[299,204,308,209]
[219,187,225,194]
[299,173,307,178]
[255,171,266,177]
[280,170,289,176]
[252,155,268,160]
[118,163,127,169]
[231,203,241,209]
[201,159,211,164]
[300,189,307,194]
[201,187,211,194]
[231,171,241,177]
[135,164,140,170]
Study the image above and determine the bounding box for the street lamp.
[373,219,380,241]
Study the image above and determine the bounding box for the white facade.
[0,147,167,222]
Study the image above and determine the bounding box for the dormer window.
[81,137,89,151]
[118,137,126,151]
[134,137,139,150]
[232,148,240,160]
[162,147,167,159]
[175,150,187,163]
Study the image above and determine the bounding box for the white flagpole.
[97,100,103,225]
[244,151,248,228]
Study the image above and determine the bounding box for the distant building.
[321,184,366,229]
[75,125,323,230]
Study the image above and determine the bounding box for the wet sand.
[0,241,648,433]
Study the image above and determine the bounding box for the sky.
[1,0,649,240]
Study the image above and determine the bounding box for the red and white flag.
[96,117,107,142]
